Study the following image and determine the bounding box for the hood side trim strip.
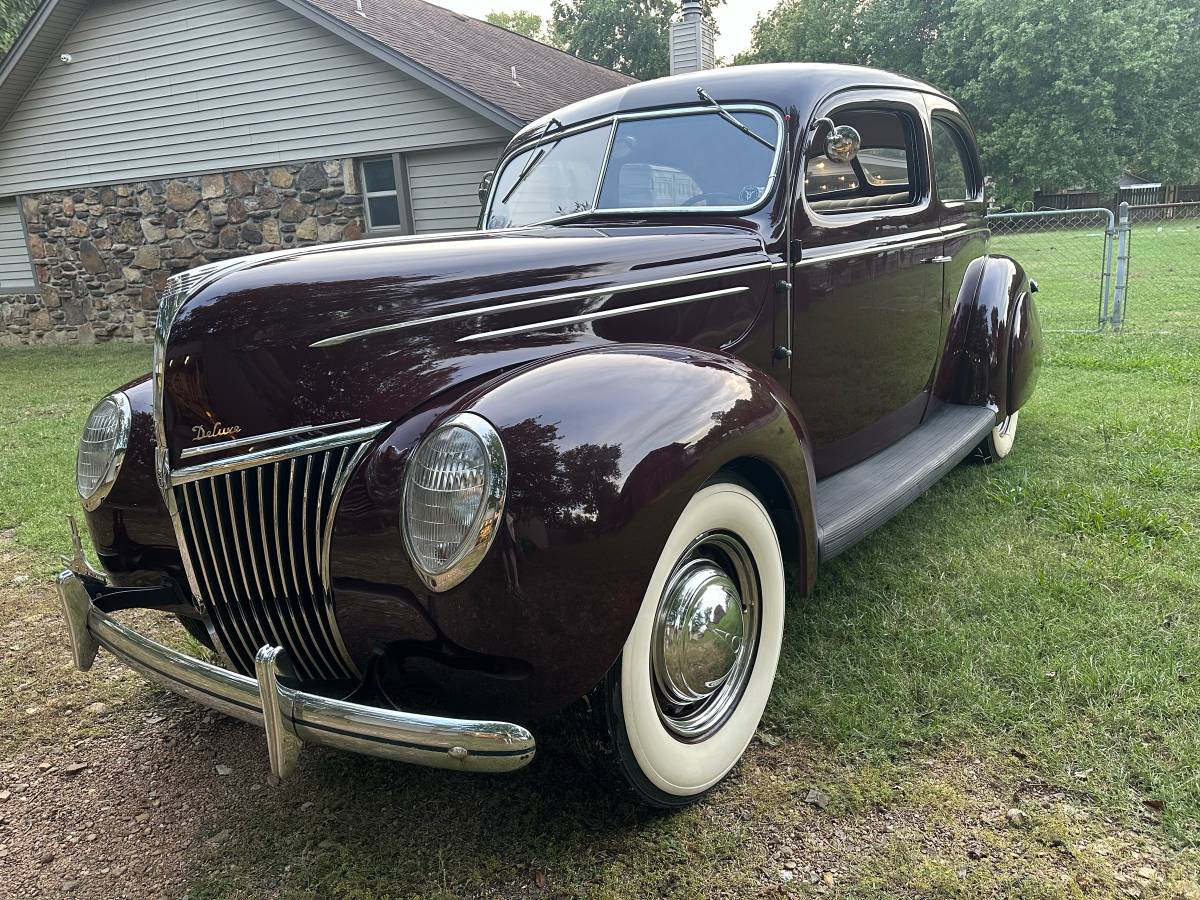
[309,261,773,349]
[457,285,751,344]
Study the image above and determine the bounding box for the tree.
[486,10,547,41]
[739,0,1200,205]
[550,0,724,80]
[1,0,39,57]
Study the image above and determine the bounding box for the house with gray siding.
[0,0,634,345]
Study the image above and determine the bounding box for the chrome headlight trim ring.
[77,391,132,512]
[401,412,508,593]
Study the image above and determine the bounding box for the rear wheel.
[977,410,1019,463]
[579,481,785,808]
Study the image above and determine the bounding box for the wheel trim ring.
[649,530,762,742]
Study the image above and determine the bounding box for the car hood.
[159,224,770,467]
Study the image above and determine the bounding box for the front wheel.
[580,481,786,808]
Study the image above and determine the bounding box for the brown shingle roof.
[302,0,637,125]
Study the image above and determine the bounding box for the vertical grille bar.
[172,443,368,681]
[256,465,312,672]
[285,458,339,679]
[184,481,257,671]
[177,485,242,664]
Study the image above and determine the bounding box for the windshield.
[485,107,782,230]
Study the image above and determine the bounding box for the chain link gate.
[1124,202,1200,332]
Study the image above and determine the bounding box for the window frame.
[358,154,414,235]
[797,91,933,228]
[0,196,38,294]
[929,114,984,206]
[482,102,787,229]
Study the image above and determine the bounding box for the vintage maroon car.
[57,63,1039,806]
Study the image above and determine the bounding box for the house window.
[0,197,36,293]
[359,155,413,234]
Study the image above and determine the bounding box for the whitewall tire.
[585,480,786,807]
[981,410,1019,462]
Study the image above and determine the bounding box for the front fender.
[330,345,816,721]
[80,374,181,583]
[935,254,1041,416]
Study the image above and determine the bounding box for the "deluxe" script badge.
[192,422,243,443]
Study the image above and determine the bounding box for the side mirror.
[477,170,495,205]
[825,125,861,163]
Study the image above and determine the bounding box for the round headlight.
[402,413,507,592]
[76,392,131,510]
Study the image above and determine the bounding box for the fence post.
[1099,220,1114,327]
[1111,201,1131,331]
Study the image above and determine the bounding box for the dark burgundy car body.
[80,64,1040,724]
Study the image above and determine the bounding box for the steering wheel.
[681,192,741,207]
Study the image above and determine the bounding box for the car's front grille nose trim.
[172,441,367,681]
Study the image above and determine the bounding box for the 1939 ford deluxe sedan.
[57,64,1039,807]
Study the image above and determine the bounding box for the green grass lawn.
[1,229,1198,895]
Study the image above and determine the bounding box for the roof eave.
[0,0,84,132]
[275,0,527,132]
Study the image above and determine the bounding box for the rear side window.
[805,108,919,213]
[931,118,978,201]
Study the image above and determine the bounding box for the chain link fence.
[986,202,1200,333]
[987,208,1115,332]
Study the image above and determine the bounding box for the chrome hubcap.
[651,532,760,740]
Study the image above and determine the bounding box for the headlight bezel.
[76,391,132,511]
[401,412,508,593]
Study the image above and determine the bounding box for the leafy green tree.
[1,0,39,56]
[739,0,1200,204]
[486,10,547,41]
[550,0,724,80]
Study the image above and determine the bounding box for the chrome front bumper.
[56,571,536,778]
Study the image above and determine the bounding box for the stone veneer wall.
[0,159,365,346]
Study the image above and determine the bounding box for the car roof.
[510,63,952,147]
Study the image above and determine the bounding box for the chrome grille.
[173,444,364,680]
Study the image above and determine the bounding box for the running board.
[815,404,996,561]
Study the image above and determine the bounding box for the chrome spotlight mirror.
[477,170,495,205]
[825,125,861,163]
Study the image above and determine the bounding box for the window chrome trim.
[179,419,363,459]
[77,391,132,513]
[484,103,787,228]
[794,224,989,268]
[310,260,773,347]
[170,423,388,487]
[458,285,749,344]
[798,92,932,228]
[402,413,507,593]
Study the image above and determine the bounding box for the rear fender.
[935,254,1040,416]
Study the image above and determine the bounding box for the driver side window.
[805,107,919,213]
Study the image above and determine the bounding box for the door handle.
[921,255,952,264]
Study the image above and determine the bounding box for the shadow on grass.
[181,720,707,898]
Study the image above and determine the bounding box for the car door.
[924,97,990,397]
[790,91,945,477]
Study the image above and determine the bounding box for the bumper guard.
[56,569,536,778]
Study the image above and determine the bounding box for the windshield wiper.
[696,88,776,151]
[502,117,563,204]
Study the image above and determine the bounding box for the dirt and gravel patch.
[2,521,1198,898]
